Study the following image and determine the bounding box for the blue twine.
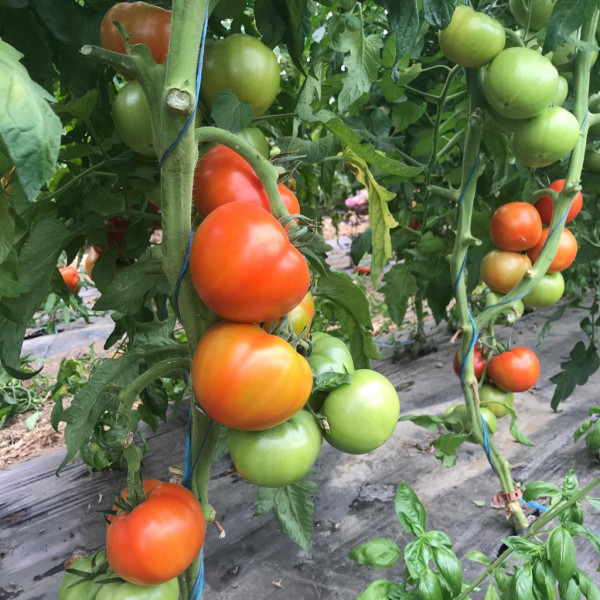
[521,498,549,512]
[174,231,195,316]
[480,414,497,474]
[189,548,205,600]
[159,6,209,167]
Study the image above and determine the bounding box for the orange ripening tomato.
[481,250,532,293]
[527,227,577,272]
[534,179,583,225]
[490,202,542,251]
[100,2,171,65]
[106,480,205,585]
[60,266,80,294]
[192,322,313,430]
[192,145,300,217]
[487,347,540,392]
[264,291,315,338]
[189,202,310,323]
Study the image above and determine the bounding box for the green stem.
[437,128,466,160]
[37,159,109,203]
[427,184,459,201]
[251,112,298,122]
[504,28,526,48]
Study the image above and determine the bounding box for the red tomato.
[106,480,205,585]
[481,250,532,293]
[189,202,310,322]
[534,179,583,225]
[354,265,371,275]
[192,145,299,217]
[59,266,80,294]
[487,347,540,392]
[100,2,171,65]
[527,227,577,272]
[453,345,487,379]
[192,322,313,430]
[490,202,542,251]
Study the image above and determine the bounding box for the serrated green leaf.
[255,478,320,551]
[506,406,534,446]
[392,102,425,133]
[210,89,254,132]
[432,433,468,467]
[423,0,456,28]
[543,0,596,53]
[395,482,426,537]
[349,538,402,569]
[390,0,420,60]
[398,413,445,430]
[381,264,417,326]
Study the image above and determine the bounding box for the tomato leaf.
[210,89,254,133]
[381,264,417,326]
[505,406,534,446]
[356,579,408,600]
[349,537,402,569]
[550,341,600,411]
[254,478,320,552]
[432,432,468,467]
[383,0,420,61]
[423,0,456,28]
[394,482,426,537]
[0,39,61,199]
[0,198,14,264]
[398,413,446,430]
[350,227,372,266]
[542,0,597,53]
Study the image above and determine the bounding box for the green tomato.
[212,0,246,19]
[484,48,559,119]
[112,81,156,158]
[58,554,99,600]
[523,272,565,307]
[551,42,598,73]
[486,104,520,133]
[509,0,555,31]
[201,34,280,117]
[94,578,179,600]
[322,369,400,455]
[584,148,600,172]
[447,405,498,441]
[512,106,579,168]
[439,4,505,68]
[479,384,515,419]
[553,76,569,106]
[236,126,270,159]
[227,409,323,487]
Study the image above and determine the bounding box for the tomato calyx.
[283,213,317,246]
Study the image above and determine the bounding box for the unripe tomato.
[523,272,565,307]
[192,322,312,430]
[446,404,498,441]
[193,145,299,217]
[227,410,322,487]
[490,202,542,251]
[60,266,80,294]
[438,5,505,68]
[486,104,520,133]
[190,203,309,322]
[201,34,280,117]
[112,81,156,158]
[554,76,569,106]
[511,107,579,168]
[527,227,577,272]
[484,48,559,119]
[479,384,515,419]
[534,179,583,225]
[453,345,487,380]
[487,347,540,392]
[584,148,600,173]
[100,1,171,64]
[552,42,598,73]
[106,481,205,585]
[481,250,532,293]
[509,0,554,31]
[236,126,270,158]
[321,369,399,455]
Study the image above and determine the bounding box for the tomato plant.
[453,345,487,380]
[200,34,280,116]
[227,409,323,487]
[100,2,171,65]
[189,202,309,322]
[192,322,312,430]
[490,202,542,251]
[484,48,559,119]
[112,81,156,158]
[534,180,583,224]
[321,369,399,454]
[523,272,565,307]
[60,266,80,294]
[481,250,532,293]
[487,347,541,392]
[438,5,505,68]
[527,227,578,272]
[479,384,515,419]
[106,481,205,585]
[192,145,299,217]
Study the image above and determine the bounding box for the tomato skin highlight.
[60,266,80,294]
[193,145,299,217]
[527,227,577,273]
[106,481,205,586]
[534,179,583,225]
[481,250,532,293]
[453,345,487,379]
[192,322,313,430]
[487,347,540,392]
[439,5,505,68]
[189,202,309,323]
[490,202,542,251]
[321,369,399,455]
[227,409,323,487]
[100,2,171,65]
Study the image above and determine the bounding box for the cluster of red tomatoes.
[439,4,579,168]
